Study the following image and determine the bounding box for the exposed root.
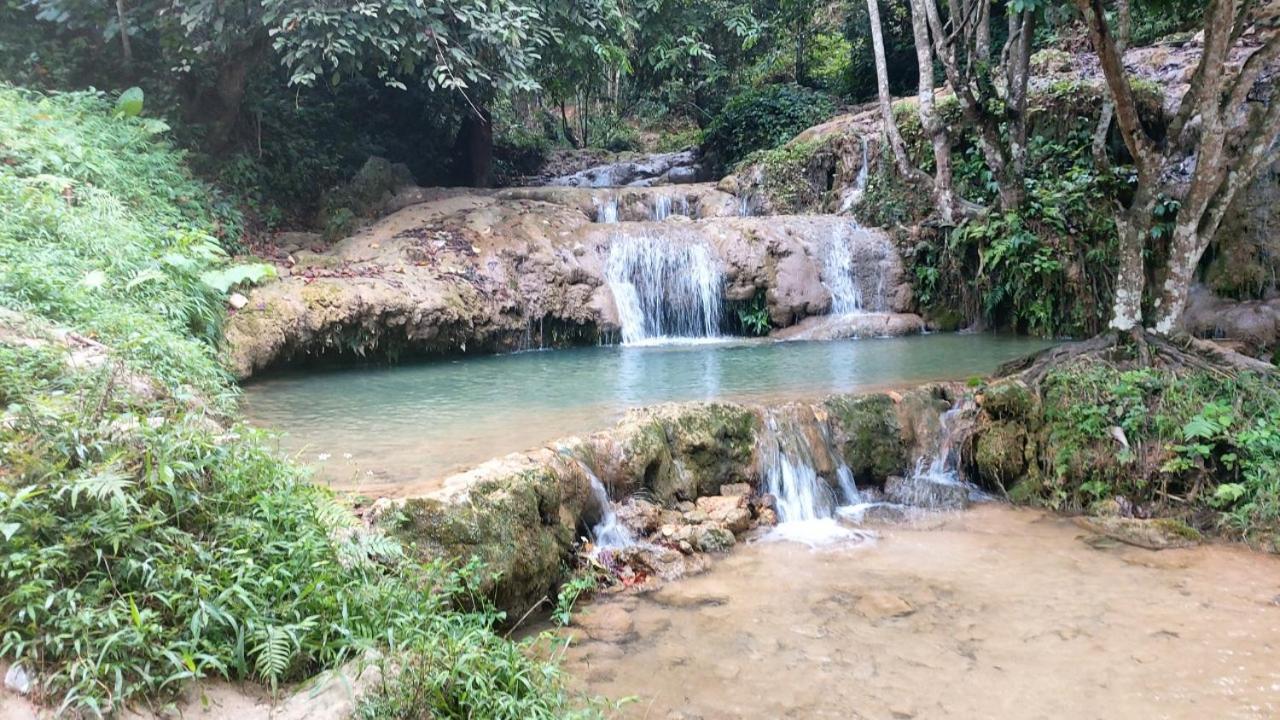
[995,330,1274,388]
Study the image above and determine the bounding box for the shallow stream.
[242,334,1050,495]
[558,505,1280,719]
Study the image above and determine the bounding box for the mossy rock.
[980,379,1039,422]
[974,419,1029,488]
[387,466,580,617]
[666,404,759,497]
[824,394,907,484]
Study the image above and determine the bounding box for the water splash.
[606,232,724,344]
[595,195,619,223]
[757,408,869,547]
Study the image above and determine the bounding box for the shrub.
[0,84,590,717]
[702,84,835,168]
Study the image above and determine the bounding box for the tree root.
[995,329,1275,388]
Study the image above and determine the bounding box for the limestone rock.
[5,663,32,695]
[719,482,752,497]
[693,524,736,553]
[855,592,915,621]
[1074,516,1203,550]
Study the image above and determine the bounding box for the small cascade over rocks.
[595,194,619,223]
[757,406,870,547]
[837,137,871,216]
[580,461,637,550]
[652,193,690,220]
[883,398,979,510]
[821,223,892,313]
[605,232,724,344]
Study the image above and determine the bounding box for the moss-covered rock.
[973,420,1029,488]
[980,379,1039,422]
[824,394,908,484]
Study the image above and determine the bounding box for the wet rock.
[667,166,700,184]
[771,312,925,342]
[884,475,969,510]
[1074,516,1203,550]
[756,507,779,526]
[825,394,908,484]
[719,482,752,497]
[616,498,663,535]
[572,603,637,644]
[855,592,915,621]
[547,149,703,187]
[227,292,249,310]
[682,510,710,524]
[650,586,731,609]
[844,502,909,524]
[693,524,736,553]
[979,379,1038,421]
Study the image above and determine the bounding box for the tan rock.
[572,603,637,644]
[855,592,915,621]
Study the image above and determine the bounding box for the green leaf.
[199,263,277,294]
[116,87,144,118]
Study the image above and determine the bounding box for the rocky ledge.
[370,385,965,617]
[224,190,921,378]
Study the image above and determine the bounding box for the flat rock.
[572,603,637,644]
[855,592,915,621]
[1074,516,1202,550]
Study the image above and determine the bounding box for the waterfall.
[652,194,689,220]
[738,194,754,217]
[822,225,891,314]
[595,195,619,223]
[758,409,868,546]
[911,398,977,486]
[564,456,635,551]
[838,137,871,217]
[605,232,724,344]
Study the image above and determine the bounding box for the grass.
[0,84,592,717]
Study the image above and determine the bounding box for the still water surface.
[242,334,1052,495]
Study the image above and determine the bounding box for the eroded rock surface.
[224,194,917,378]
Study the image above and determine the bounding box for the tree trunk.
[115,0,133,71]
[867,0,916,180]
[908,0,955,224]
[1109,184,1156,331]
[1091,0,1130,168]
[456,107,495,188]
[196,36,270,153]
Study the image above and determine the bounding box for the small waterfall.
[837,138,871,217]
[605,232,724,344]
[822,225,891,314]
[738,194,754,217]
[595,195,619,223]
[758,408,868,546]
[565,456,635,550]
[652,194,689,220]
[911,399,977,486]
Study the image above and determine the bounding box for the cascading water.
[605,232,724,344]
[757,408,869,546]
[652,194,690,220]
[837,137,871,216]
[595,195,619,223]
[570,457,635,550]
[821,224,890,314]
[738,194,754,217]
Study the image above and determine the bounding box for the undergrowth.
[0,85,591,717]
[1032,363,1280,545]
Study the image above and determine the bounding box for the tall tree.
[917,0,1038,210]
[1074,0,1280,333]
[867,0,920,180]
[906,0,957,224]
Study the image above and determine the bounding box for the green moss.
[1151,518,1203,542]
[981,380,1038,421]
[973,420,1028,487]
[743,137,830,214]
[825,394,907,483]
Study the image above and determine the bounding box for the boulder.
[693,524,736,552]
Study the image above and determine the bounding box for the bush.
[702,84,835,168]
[0,85,589,717]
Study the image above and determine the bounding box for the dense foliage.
[703,84,836,168]
[0,85,589,717]
[1031,363,1280,545]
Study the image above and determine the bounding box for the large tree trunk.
[908,0,954,224]
[867,0,916,180]
[1110,183,1157,331]
[456,107,495,188]
[194,36,270,153]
